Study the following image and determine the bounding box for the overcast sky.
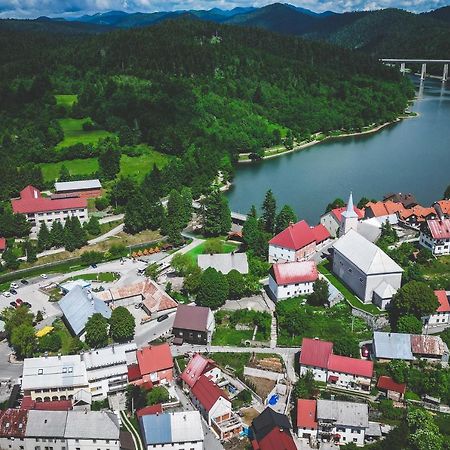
[0,0,448,19]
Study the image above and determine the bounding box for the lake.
[226,77,450,224]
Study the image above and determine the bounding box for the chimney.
[289,221,294,227]
[34,189,38,199]
[58,352,62,359]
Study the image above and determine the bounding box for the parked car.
[10,283,19,289]
[3,291,11,298]
[9,289,17,295]
[16,298,23,306]
[9,301,17,308]
[23,302,32,308]
[91,264,97,269]
[20,279,29,285]
[40,274,48,279]
[134,303,143,310]
[157,314,169,322]
[361,345,370,358]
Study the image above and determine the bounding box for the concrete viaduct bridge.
[380,59,449,81]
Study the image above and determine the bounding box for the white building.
[332,229,403,309]
[423,290,450,329]
[139,410,204,450]
[297,399,318,440]
[11,185,88,234]
[21,343,137,401]
[316,399,369,446]
[268,260,318,301]
[419,218,450,255]
[24,410,120,450]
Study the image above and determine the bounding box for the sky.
[0,0,448,19]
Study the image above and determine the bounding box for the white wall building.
[420,218,450,256]
[423,290,450,330]
[332,229,403,309]
[268,261,318,301]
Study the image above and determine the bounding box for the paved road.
[88,223,124,245]
[99,214,124,224]
[0,342,23,382]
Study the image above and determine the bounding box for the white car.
[3,291,11,298]
[40,274,48,279]
[10,282,19,289]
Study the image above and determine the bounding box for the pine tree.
[58,164,71,182]
[275,205,297,234]
[50,221,65,248]
[37,222,52,252]
[261,189,277,234]
[63,217,76,252]
[200,189,231,237]
[24,241,37,263]
[84,216,101,236]
[71,217,88,248]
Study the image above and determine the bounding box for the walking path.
[120,411,144,450]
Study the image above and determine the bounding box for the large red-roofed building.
[268,260,318,300]
[299,338,373,393]
[268,220,330,263]
[11,185,88,234]
[134,343,174,385]
[420,218,450,255]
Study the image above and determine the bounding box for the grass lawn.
[51,318,74,355]
[212,328,254,346]
[56,118,115,150]
[209,352,251,377]
[63,272,120,283]
[40,158,99,182]
[185,239,238,265]
[55,94,78,109]
[318,261,382,315]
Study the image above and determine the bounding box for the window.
[348,268,352,273]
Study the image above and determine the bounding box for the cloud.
[0,0,448,18]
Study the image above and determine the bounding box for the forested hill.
[0,19,412,199]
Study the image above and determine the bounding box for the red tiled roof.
[331,206,364,222]
[377,376,406,394]
[297,399,317,430]
[299,338,333,369]
[136,404,163,418]
[435,290,450,313]
[399,206,435,221]
[270,261,318,285]
[0,238,6,251]
[255,428,297,450]
[366,201,404,217]
[21,396,72,411]
[269,220,316,251]
[437,200,450,215]
[137,343,173,376]
[0,409,28,437]
[11,185,87,215]
[327,354,373,378]
[181,353,215,388]
[426,218,450,239]
[127,363,142,382]
[191,374,227,412]
[311,224,331,244]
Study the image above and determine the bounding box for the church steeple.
[339,191,359,236]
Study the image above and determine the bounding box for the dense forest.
[0,19,413,205]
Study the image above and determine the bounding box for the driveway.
[0,341,23,383]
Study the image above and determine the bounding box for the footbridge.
[380,58,449,81]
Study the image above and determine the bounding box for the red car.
[16,298,23,306]
[361,345,370,358]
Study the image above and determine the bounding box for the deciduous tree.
[397,314,423,334]
[196,267,229,309]
[85,313,109,349]
[110,306,135,343]
[226,269,246,299]
[11,324,36,358]
[307,279,329,307]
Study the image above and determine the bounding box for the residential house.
[0,237,6,255]
[364,201,404,221]
[54,179,102,199]
[435,200,450,218]
[320,199,364,238]
[24,410,120,450]
[423,290,450,329]
[398,205,436,227]
[268,220,331,263]
[377,376,406,402]
[136,404,163,418]
[96,279,177,318]
[139,410,204,450]
[58,285,112,338]
[180,353,221,390]
[11,185,88,234]
[20,396,73,411]
[316,399,369,446]
[134,343,174,386]
[172,305,215,345]
[296,399,318,440]
[268,260,318,301]
[198,252,248,274]
[373,332,448,362]
[419,217,450,255]
[250,407,296,450]
[332,229,403,309]
[0,409,28,450]
[383,192,418,209]
[190,375,242,440]
[21,343,136,401]
[299,338,373,393]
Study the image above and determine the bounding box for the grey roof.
[22,354,87,391]
[357,221,381,243]
[198,252,249,274]
[82,343,137,370]
[59,279,91,293]
[58,285,111,336]
[0,319,5,333]
[373,281,397,299]
[333,229,403,275]
[25,411,68,438]
[367,421,382,437]
[64,411,120,440]
[317,399,369,428]
[73,389,92,406]
[140,411,204,445]
[55,179,102,192]
[373,332,414,360]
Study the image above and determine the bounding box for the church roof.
[341,192,359,219]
